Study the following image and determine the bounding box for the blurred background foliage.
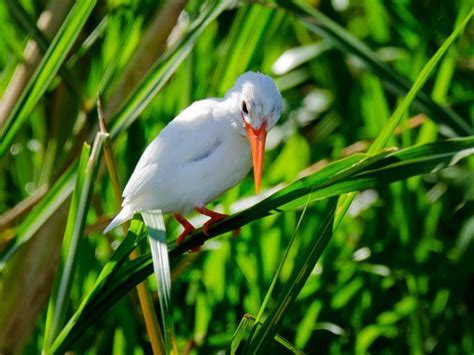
[0,0,473,354]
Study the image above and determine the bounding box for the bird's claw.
[174,213,200,253]
[176,230,191,246]
[176,230,201,253]
[196,206,240,240]
[202,216,226,236]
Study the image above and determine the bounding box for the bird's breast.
[168,133,251,212]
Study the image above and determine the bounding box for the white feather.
[103,205,134,234]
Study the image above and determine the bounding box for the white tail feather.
[103,206,134,234]
[141,210,174,351]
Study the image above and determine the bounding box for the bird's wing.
[122,99,225,201]
[122,163,159,201]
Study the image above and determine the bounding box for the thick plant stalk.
[0,0,74,127]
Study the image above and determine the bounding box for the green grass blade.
[42,143,91,349]
[48,220,147,353]
[368,10,472,153]
[245,198,337,353]
[52,254,152,353]
[0,0,97,157]
[141,211,174,353]
[97,16,140,97]
[67,15,109,66]
[4,0,87,103]
[239,198,311,353]
[213,4,277,94]
[231,314,255,354]
[5,0,51,52]
[333,7,473,229]
[109,0,230,137]
[275,0,473,136]
[231,314,305,354]
[255,195,311,323]
[43,132,107,351]
[0,164,76,268]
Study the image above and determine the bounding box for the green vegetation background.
[0,0,473,354]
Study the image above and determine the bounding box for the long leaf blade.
[0,0,97,156]
[43,132,107,351]
[0,164,76,268]
[275,0,473,136]
[245,198,337,352]
[333,7,473,229]
[109,0,230,137]
[48,220,147,353]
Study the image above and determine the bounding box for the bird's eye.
[241,101,248,115]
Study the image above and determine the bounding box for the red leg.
[195,206,240,238]
[173,213,200,252]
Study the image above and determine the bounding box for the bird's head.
[228,72,282,194]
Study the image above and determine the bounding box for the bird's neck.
[217,92,245,135]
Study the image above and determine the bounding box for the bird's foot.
[195,206,240,238]
[174,213,200,253]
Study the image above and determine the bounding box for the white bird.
[104,71,282,247]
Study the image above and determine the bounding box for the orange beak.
[244,121,267,194]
